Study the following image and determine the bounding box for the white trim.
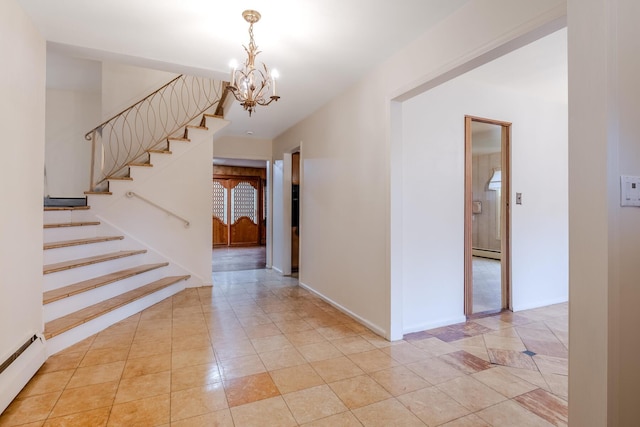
[512,296,568,312]
[0,335,46,414]
[402,315,468,336]
[299,281,388,339]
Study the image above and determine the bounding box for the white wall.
[401,72,568,333]
[101,62,177,120]
[213,135,272,161]
[273,0,566,338]
[568,0,640,424]
[0,0,46,412]
[271,160,285,273]
[45,52,101,197]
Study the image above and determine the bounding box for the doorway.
[291,152,300,273]
[464,116,511,316]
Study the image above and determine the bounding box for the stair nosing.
[147,149,172,154]
[44,275,190,339]
[44,236,124,250]
[43,249,147,275]
[128,162,153,167]
[43,221,100,229]
[43,262,170,305]
[84,191,113,195]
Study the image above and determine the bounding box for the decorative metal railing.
[85,74,225,191]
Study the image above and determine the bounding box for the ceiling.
[18,0,470,139]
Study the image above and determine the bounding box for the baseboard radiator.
[0,334,46,414]
[472,248,502,260]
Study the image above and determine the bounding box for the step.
[128,162,153,167]
[44,206,91,212]
[147,149,172,154]
[43,263,169,305]
[43,250,147,275]
[43,221,100,229]
[168,137,190,143]
[84,191,113,195]
[107,176,133,181]
[44,236,124,250]
[44,275,190,339]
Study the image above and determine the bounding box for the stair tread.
[44,206,90,211]
[203,113,223,119]
[186,125,208,130]
[128,162,153,167]
[147,149,172,154]
[44,221,100,229]
[44,236,124,250]
[168,137,190,142]
[43,249,147,275]
[84,191,113,195]
[44,275,189,339]
[107,176,133,181]
[43,262,170,305]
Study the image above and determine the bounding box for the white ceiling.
[18,0,469,139]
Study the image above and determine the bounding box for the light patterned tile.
[397,386,469,426]
[270,364,325,394]
[352,398,424,426]
[229,396,297,427]
[476,399,554,426]
[170,383,228,421]
[222,372,280,407]
[328,375,391,409]
[282,385,347,424]
[370,365,431,396]
[437,376,507,412]
[107,393,170,426]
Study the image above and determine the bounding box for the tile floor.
[472,257,502,314]
[0,269,568,426]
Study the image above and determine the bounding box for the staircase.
[43,108,227,355]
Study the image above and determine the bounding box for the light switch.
[621,175,640,207]
[516,193,522,205]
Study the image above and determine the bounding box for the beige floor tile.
[223,372,280,407]
[533,355,568,376]
[297,341,344,362]
[218,354,266,380]
[483,334,527,351]
[501,366,552,391]
[437,376,507,412]
[170,409,234,427]
[352,398,424,427]
[251,334,293,353]
[300,411,362,427]
[172,346,216,369]
[406,357,466,384]
[114,371,170,404]
[513,388,568,426]
[127,338,171,360]
[380,342,429,364]
[476,399,554,426]
[230,396,297,427]
[311,356,364,383]
[269,364,325,394]
[171,362,222,392]
[316,324,359,340]
[213,339,257,361]
[472,366,539,398]
[543,373,568,400]
[370,366,431,396]
[42,407,110,427]
[244,323,283,339]
[38,351,84,374]
[410,337,458,356]
[397,386,470,426]
[78,346,129,367]
[121,353,171,379]
[107,393,170,426]
[348,349,400,373]
[259,347,307,371]
[90,332,134,350]
[440,414,491,426]
[49,381,117,418]
[0,391,61,426]
[328,375,391,409]
[172,333,211,352]
[331,336,376,355]
[285,330,327,347]
[275,319,314,333]
[450,336,491,362]
[283,384,347,424]
[170,383,228,421]
[66,361,125,389]
[17,370,74,398]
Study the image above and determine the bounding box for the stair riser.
[43,225,99,243]
[46,281,185,356]
[43,210,95,225]
[43,240,123,265]
[44,254,157,292]
[44,268,167,322]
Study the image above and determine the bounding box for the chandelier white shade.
[227,10,280,117]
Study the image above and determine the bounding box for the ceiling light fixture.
[228,10,280,117]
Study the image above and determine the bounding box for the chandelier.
[228,10,280,117]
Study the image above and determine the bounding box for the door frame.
[464,115,512,316]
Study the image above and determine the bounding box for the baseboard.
[402,315,468,336]
[298,281,387,338]
[272,266,284,274]
[0,335,46,414]
[512,296,568,312]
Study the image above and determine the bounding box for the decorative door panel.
[213,177,262,247]
[212,180,228,246]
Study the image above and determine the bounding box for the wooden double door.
[212,176,264,247]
